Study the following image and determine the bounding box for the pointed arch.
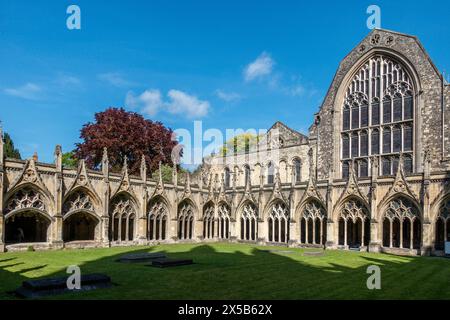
[177,199,196,240]
[109,192,138,242]
[381,195,421,250]
[148,195,170,241]
[333,194,370,222]
[238,200,258,241]
[267,201,289,243]
[297,199,327,246]
[217,201,231,239]
[5,183,55,215]
[333,47,422,178]
[63,185,102,214]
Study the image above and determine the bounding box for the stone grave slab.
[116,252,166,263]
[149,258,194,268]
[15,273,112,298]
[303,251,324,257]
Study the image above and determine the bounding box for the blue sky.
[1,0,449,168]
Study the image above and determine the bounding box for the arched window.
[293,159,301,183]
[244,165,251,185]
[267,162,274,184]
[224,167,231,188]
[341,56,415,178]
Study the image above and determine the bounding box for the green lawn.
[0,243,449,300]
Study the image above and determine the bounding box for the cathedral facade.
[1,29,449,256]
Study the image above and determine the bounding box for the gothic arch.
[431,194,450,250]
[217,201,231,239]
[332,47,422,179]
[333,195,370,222]
[336,197,371,248]
[5,183,55,215]
[377,192,422,221]
[109,192,138,242]
[63,186,102,214]
[177,199,196,240]
[4,186,53,244]
[238,200,258,241]
[295,197,327,223]
[202,201,215,240]
[297,199,327,246]
[380,196,422,250]
[267,201,290,243]
[148,195,169,241]
[263,198,288,220]
[111,190,140,214]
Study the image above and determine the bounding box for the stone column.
[369,219,380,252]
[53,146,64,248]
[399,220,403,249]
[389,220,393,248]
[257,219,265,244]
[421,221,432,256]
[312,219,316,244]
[361,220,365,247]
[344,219,348,247]
[289,220,298,247]
[325,220,335,249]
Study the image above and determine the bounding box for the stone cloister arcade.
[1,29,449,257]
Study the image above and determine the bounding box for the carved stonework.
[5,188,46,214]
[63,191,94,215]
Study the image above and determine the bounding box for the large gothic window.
[341,56,415,178]
[240,202,258,241]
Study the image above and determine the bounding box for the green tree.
[219,133,262,156]
[3,132,21,159]
[62,151,78,168]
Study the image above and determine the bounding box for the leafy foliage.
[219,133,262,156]
[3,132,21,159]
[151,164,188,183]
[74,108,180,175]
[62,152,78,168]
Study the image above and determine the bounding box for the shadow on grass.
[1,243,450,300]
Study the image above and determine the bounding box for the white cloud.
[243,52,274,82]
[57,74,81,87]
[166,89,209,118]
[126,89,163,116]
[215,89,241,102]
[126,89,210,118]
[98,72,134,87]
[4,83,42,100]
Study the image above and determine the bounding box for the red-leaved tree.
[74,107,179,174]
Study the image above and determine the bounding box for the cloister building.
[0,29,449,256]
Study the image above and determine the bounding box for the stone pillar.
[369,219,380,252]
[344,219,348,247]
[257,219,265,244]
[288,220,298,246]
[421,221,432,256]
[169,218,178,242]
[53,146,64,248]
[325,221,335,249]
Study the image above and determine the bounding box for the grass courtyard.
[0,243,449,300]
